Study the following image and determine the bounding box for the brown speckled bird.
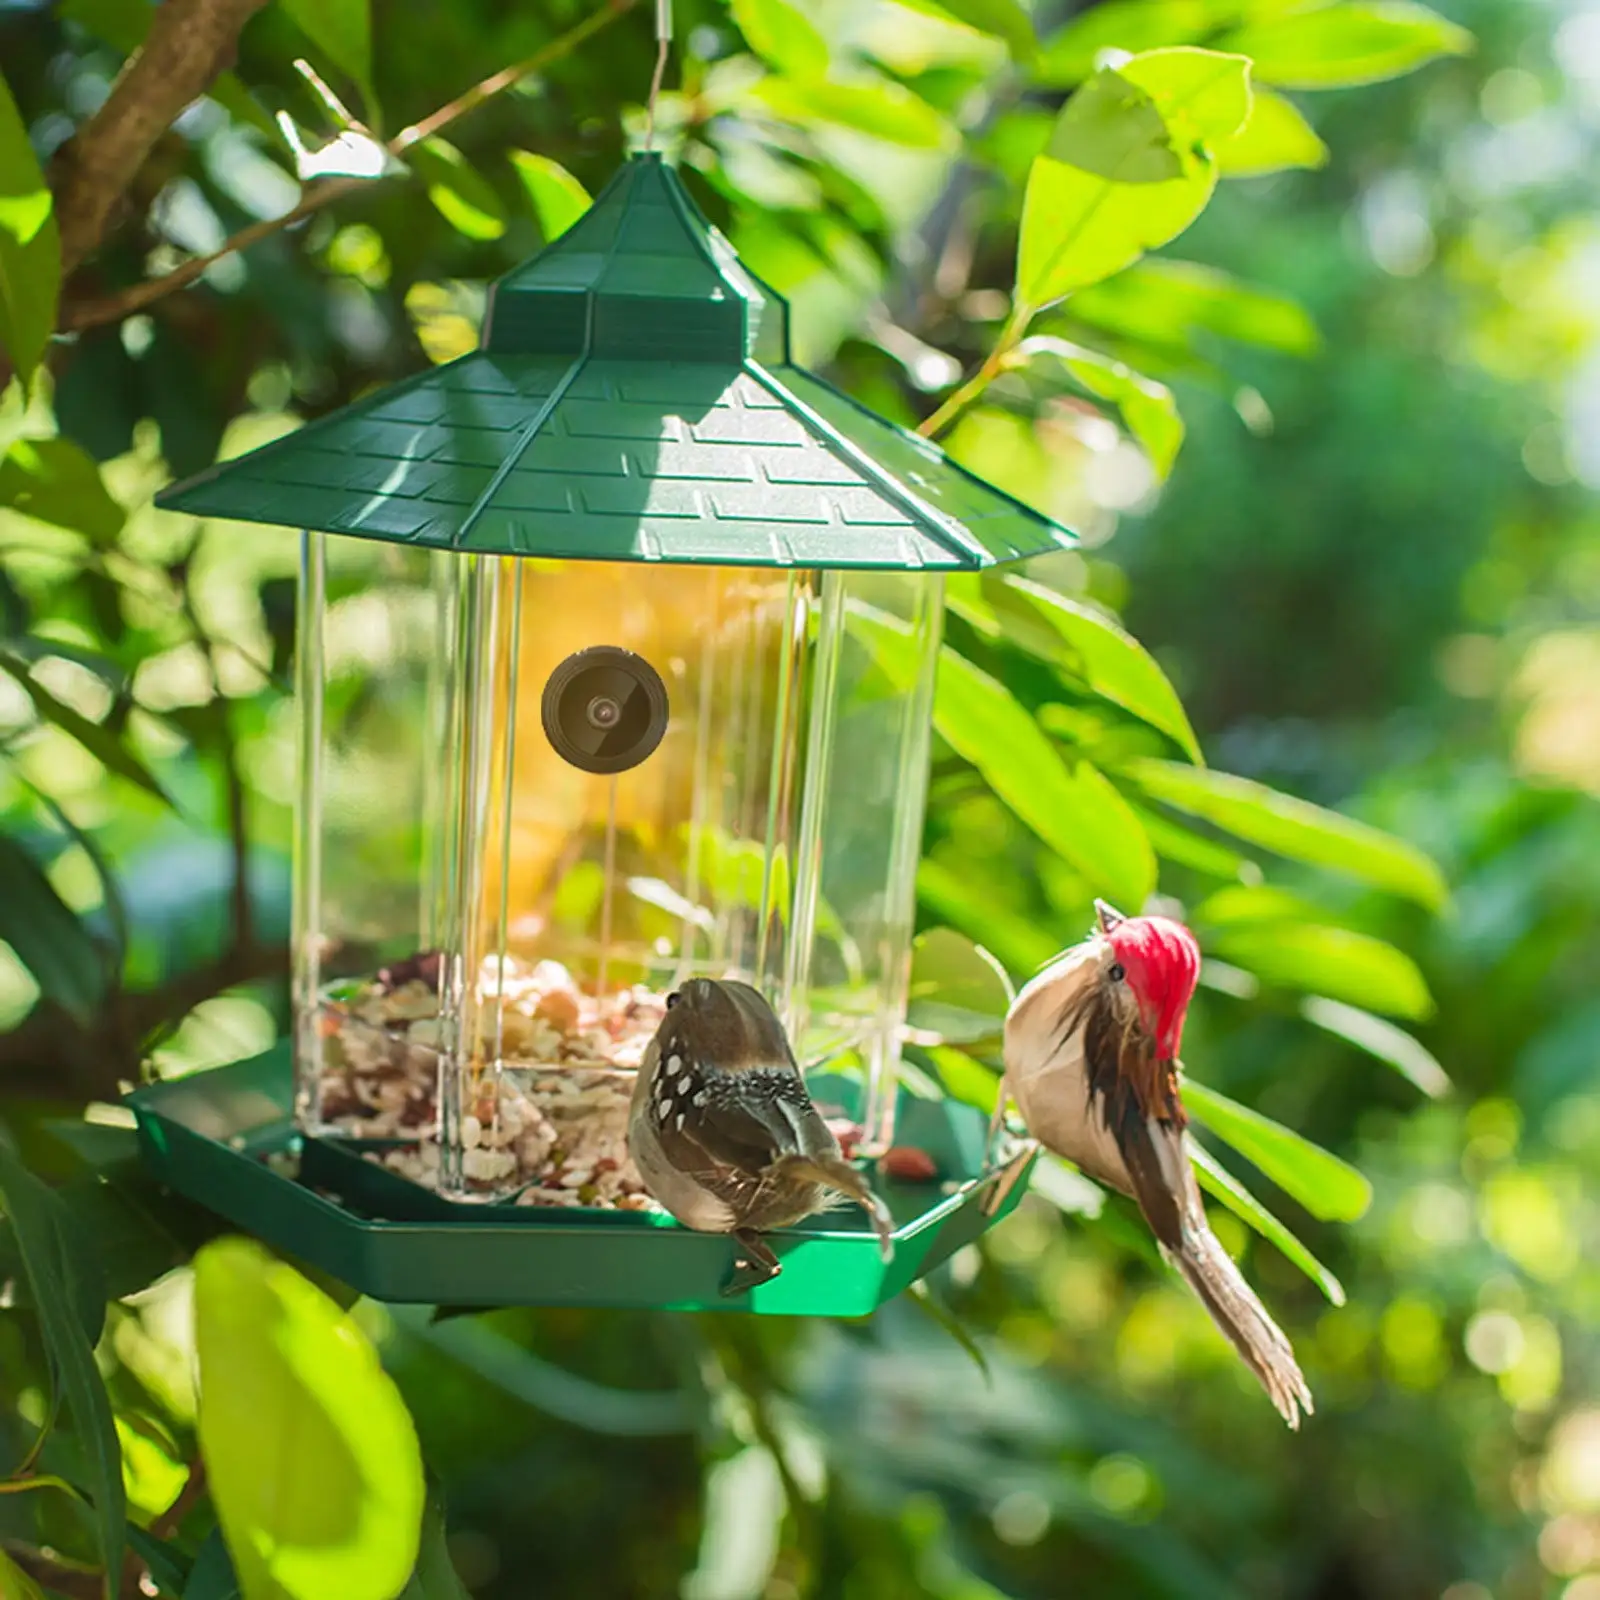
[1002,900,1313,1428]
[627,978,894,1286]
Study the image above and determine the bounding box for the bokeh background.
[2,0,1599,1596]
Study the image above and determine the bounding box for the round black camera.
[541,646,669,776]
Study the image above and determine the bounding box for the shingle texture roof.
[157,155,1077,571]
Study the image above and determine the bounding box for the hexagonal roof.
[157,154,1077,570]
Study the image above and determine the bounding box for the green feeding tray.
[126,1050,1037,1314]
[140,150,1072,1316]
[157,152,1069,569]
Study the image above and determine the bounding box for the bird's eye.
[665,991,680,1009]
[1109,963,1126,982]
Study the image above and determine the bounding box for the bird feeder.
[130,154,1069,1313]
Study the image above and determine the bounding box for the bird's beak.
[1094,899,1125,935]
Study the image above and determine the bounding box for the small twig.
[150,1458,207,1540]
[62,0,638,334]
[119,1457,208,1597]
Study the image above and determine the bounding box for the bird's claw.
[722,1230,783,1297]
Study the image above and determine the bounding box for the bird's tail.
[773,1154,894,1262]
[1168,1223,1313,1430]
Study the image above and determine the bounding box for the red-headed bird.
[1002,900,1312,1427]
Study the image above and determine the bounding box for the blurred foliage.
[0,0,1597,1597]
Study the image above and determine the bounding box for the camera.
[541,646,669,776]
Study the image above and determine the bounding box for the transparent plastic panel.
[294,550,939,1201]
[500,561,809,992]
[293,537,456,1140]
[306,558,813,1202]
[791,572,943,1154]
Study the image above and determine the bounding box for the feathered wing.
[1119,1111,1313,1429]
[643,1013,891,1250]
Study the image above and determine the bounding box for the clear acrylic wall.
[292,539,943,1203]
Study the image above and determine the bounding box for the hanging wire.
[644,0,673,152]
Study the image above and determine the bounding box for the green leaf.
[852,604,1154,904]
[1017,48,1249,308]
[43,1119,142,1172]
[1209,921,1434,1018]
[0,69,61,385]
[409,138,507,241]
[1028,1152,1108,1217]
[927,1042,1004,1114]
[1219,2,1472,88]
[908,927,1014,1042]
[1217,87,1329,176]
[1017,127,1214,310]
[916,858,1062,978]
[195,1237,424,1600]
[894,0,1037,60]
[1122,757,1447,908]
[128,1523,194,1597]
[0,1549,49,1600]
[0,833,105,1024]
[0,436,127,544]
[906,1281,994,1380]
[754,77,952,148]
[1065,258,1321,358]
[0,1136,125,1598]
[184,1529,241,1600]
[1035,0,1250,85]
[392,1302,693,1434]
[508,151,591,242]
[1190,882,1332,928]
[1300,995,1451,1097]
[996,575,1202,759]
[399,1483,471,1600]
[1188,1141,1345,1304]
[1045,66,1186,182]
[1184,1080,1372,1221]
[1016,336,1186,478]
[731,0,830,78]
[935,646,1155,906]
[1119,46,1254,147]
[279,0,375,112]
[0,652,175,807]
[13,767,130,962]
[1131,803,1250,880]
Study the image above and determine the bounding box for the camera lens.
[586,696,622,730]
[541,646,669,776]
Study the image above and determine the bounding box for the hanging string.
[644,0,673,152]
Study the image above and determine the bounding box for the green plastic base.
[125,1046,1035,1316]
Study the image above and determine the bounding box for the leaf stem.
[916,304,1033,442]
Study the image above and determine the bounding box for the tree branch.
[51,0,274,276]
[4,1540,103,1600]
[62,0,638,334]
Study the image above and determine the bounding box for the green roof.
[157,155,1077,570]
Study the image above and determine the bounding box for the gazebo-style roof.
[157,153,1077,571]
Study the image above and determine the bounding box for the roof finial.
[644,0,673,153]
